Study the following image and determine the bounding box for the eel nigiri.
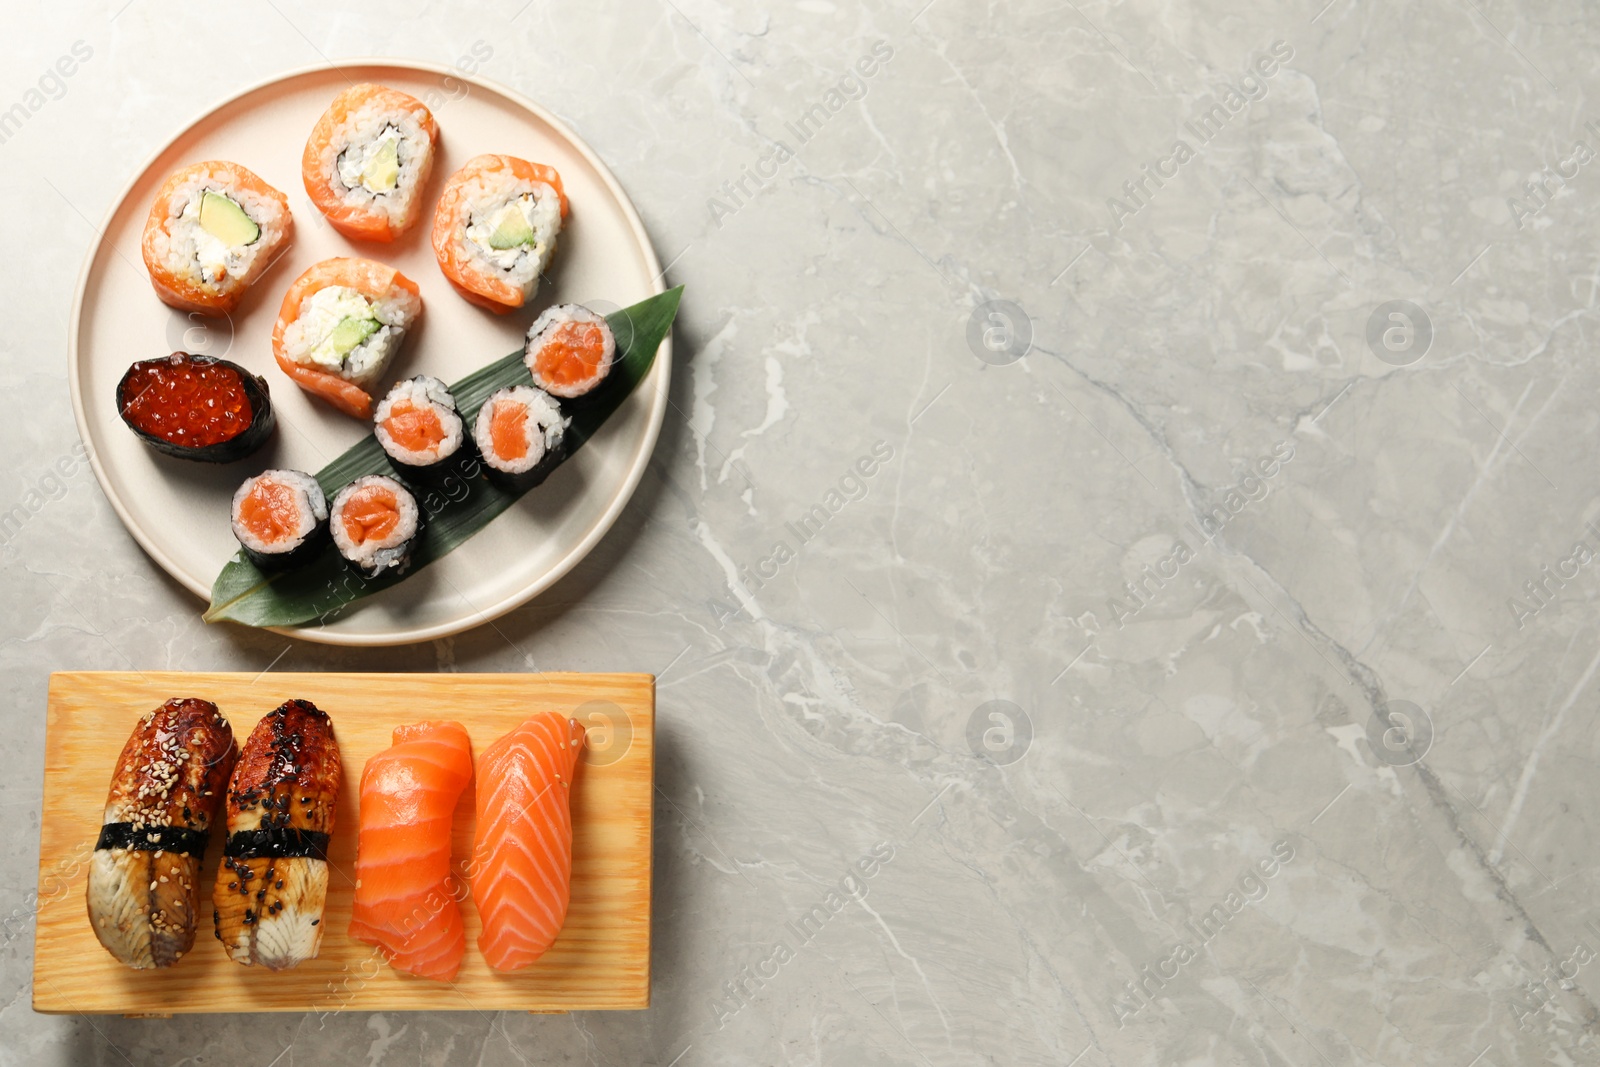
[213,699,341,970]
[471,713,586,971]
[349,720,473,981]
[87,699,236,969]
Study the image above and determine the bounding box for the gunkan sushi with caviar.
[117,352,275,462]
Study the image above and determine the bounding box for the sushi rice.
[462,181,562,284]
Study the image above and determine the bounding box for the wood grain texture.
[34,671,652,1015]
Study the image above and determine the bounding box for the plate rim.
[68,58,669,649]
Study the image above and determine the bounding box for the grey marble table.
[4,1,1598,1064]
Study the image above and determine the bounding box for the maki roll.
[472,385,569,491]
[230,470,329,570]
[302,83,438,243]
[330,475,424,579]
[140,161,293,315]
[524,304,616,400]
[117,352,275,462]
[271,257,423,419]
[431,154,568,313]
[373,376,472,482]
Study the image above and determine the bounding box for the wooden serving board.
[34,671,653,1016]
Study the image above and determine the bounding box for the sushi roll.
[230,470,329,570]
[472,385,569,491]
[86,699,236,970]
[140,161,293,315]
[213,699,341,971]
[330,474,424,579]
[302,83,438,243]
[117,352,275,463]
[373,376,473,483]
[431,154,568,313]
[271,257,423,419]
[524,304,616,400]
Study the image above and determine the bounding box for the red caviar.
[119,354,254,448]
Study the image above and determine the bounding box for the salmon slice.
[489,399,529,461]
[236,479,301,544]
[272,357,376,419]
[340,484,401,544]
[533,322,608,391]
[349,721,473,981]
[471,713,586,972]
[382,399,445,453]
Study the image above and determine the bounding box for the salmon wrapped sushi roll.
[431,154,568,313]
[140,161,293,315]
[302,83,437,243]
[272,257,422,419]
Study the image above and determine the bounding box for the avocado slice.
[362,138,400,193]
[198,192,260,246]
[327,316,380,359]
[486,202,535,250]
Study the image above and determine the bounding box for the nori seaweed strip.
[94,822,210,856]
[223,827,331,861]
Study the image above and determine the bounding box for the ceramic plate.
[68,60,668,647]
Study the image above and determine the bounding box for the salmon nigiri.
[471,713,586,971]
[349,720,473,981]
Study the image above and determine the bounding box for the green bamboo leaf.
[205,287,682,629]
